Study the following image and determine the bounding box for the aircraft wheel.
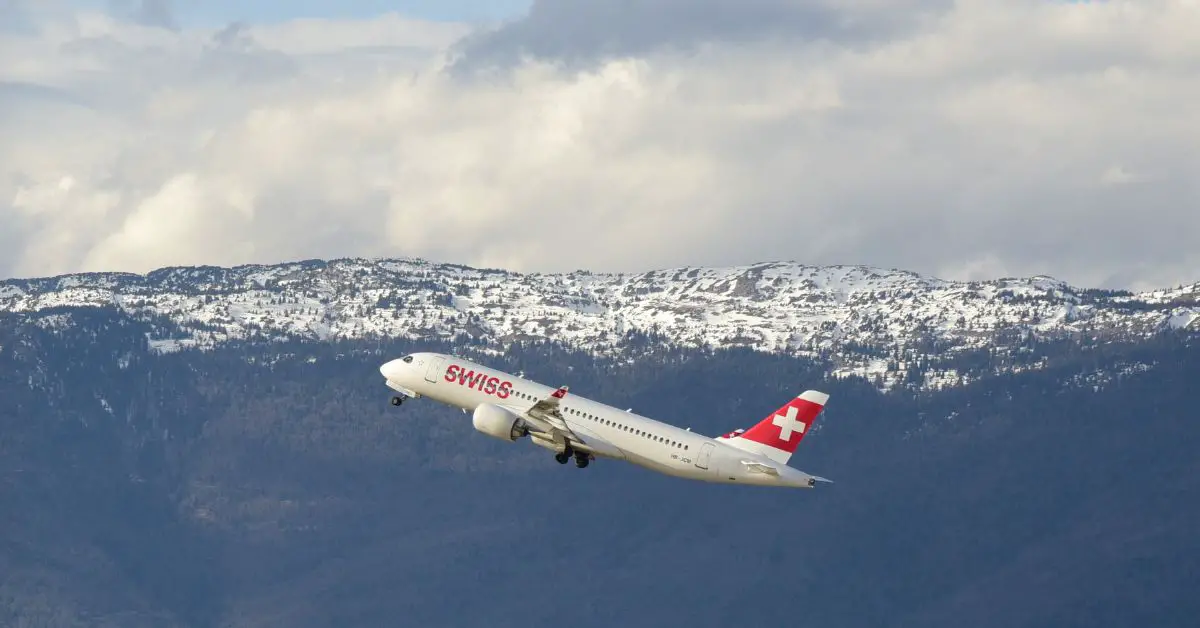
[574,456,589,469]
[554,452,570,464]
[390,396,404,406]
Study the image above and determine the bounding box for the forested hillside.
[2,307,1197,627]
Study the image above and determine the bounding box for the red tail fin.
[736,390,828,456]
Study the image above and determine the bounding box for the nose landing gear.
[390,395,406,406]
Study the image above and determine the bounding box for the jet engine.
[472,403,527,442]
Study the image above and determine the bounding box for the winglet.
[551,386,568,399]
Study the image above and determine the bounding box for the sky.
[1,0,1198,291]
[66,0,533,26]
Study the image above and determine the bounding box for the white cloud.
[2,0,1199,289]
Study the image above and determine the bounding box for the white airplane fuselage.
[380,352,825,488]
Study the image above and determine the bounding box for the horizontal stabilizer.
[740,461,780,476]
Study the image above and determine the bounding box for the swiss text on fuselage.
[445,364,512,399]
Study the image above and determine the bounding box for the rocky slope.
[2,258,1197,390]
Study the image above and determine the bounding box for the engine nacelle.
[472,403,527,442]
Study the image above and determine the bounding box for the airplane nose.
[380,359,402,380]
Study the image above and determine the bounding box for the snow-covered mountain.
[2,258,1197,390]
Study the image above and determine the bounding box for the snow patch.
[147,338,192,354]
[0,284,26,300]
[1166,308,1198,330]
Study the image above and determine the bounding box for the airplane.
[379,351,833,489]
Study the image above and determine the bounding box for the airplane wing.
[517,386,624,459]
[524,386,574,435]
[512,385,579,451]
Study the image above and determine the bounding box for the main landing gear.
[554,446,590,468]
[390,395,406,406]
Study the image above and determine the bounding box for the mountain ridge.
[2,262,1199,627]
[2,257,1197,392]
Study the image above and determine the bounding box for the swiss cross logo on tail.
[738,390,829,453]
[772,405,807,441]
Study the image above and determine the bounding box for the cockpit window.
[401,355,414,363]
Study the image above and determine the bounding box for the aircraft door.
[424,356,447,383]
[694,442,714,470]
